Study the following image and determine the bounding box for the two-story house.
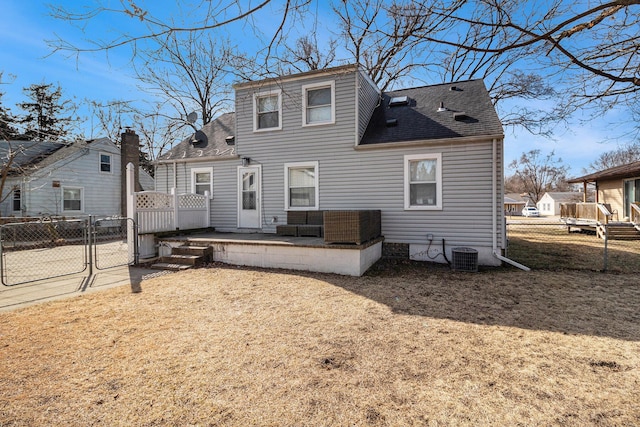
[154,64,506,266]
[1,131,154,218]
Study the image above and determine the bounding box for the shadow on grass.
[255,258,640,342]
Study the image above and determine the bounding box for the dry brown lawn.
[1,261,639,426]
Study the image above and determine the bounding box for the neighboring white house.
[537,192,583,216]
[154,64,506,266]
[0,136,153,217]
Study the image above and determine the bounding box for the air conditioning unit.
[451,247,478,272]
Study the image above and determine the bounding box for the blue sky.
[0,0,624,176]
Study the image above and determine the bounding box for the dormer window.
[254,90,282,131]
[302,81,335,126]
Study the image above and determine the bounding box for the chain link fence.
[506,220,640,273]
[1,217,136,286]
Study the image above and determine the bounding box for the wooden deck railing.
[631,202,640,225]
[560,202,614,224]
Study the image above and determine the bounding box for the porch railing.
[631,202,640,225]
[135,190,210,234]
[560,202,614,224]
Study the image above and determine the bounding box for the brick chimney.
[121,128,142,216]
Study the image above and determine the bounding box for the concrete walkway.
[0,265,168,312]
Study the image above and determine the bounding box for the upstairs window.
[404,154,442,210]
[12,188,21,212]
[100,153,112,173]
[303,81,335,126]
[254,91,282,131]
[63,187,83,212]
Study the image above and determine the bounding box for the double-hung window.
[302,81,335,126]
[254,90,282,131]
[404,154,442,210]
[191,167,213,197]
[63,187,83,212]
[100,153,112,173]
[12,188,21,212]
[285,161,319,210]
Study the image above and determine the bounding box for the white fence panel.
[133,190,209,234]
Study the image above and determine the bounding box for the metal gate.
[0,216,136,286]
[93,218,136,270]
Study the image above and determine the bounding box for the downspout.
[172,161,177,193]
[492,137,530,271]
[354,70,360,146]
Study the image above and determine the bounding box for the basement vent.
[225,135,235,145]
[385,118,398,127]
[389,95,409,107]
[451,247,478,272]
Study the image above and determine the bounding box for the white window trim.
[404,153,442,211]
[253,89,282,132]
[99,152,113,174]
[62,186,84,213]
[284,161,319,211]
[302,81,335,127]
[191,167,213,198]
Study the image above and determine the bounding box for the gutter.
[491,137,530,271]
[354,134,505,150]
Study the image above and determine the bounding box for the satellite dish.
[186,112,198,124]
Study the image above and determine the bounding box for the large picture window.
[63,187,83,212]
[191,167,213,197]
[302,81,335,126]
[285,162,319,210]
[254,90,282,131]
[404,154,442,210]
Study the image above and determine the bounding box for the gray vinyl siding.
[357,69,380,141]
[154,159,240,231]
[1,139,122,217]
[233,68,504,249]
[157,67,504,252]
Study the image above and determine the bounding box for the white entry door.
[238,166,261,229]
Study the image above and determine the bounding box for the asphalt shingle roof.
[568,160,640,183]
[157,112,236,162]
[360,79,503,145]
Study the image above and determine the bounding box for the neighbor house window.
[63,187,83,211]
[191,167,213,197]
[254,90,282,131]
[12,188,21,212]
[285,161,319,210]
[100,153,112,173]
[302,81,335,126]
[404,153,442,210]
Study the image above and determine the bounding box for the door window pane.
[242,172,256,210]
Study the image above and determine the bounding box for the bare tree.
[135,32,238,129]
[416,0,640,129]
[47,1,306,57]
[586,142,640,172]
[508,150,570,204]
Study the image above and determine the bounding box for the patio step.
[599,223,640,240]
[150,262,193,272]
[150,244,213,271]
